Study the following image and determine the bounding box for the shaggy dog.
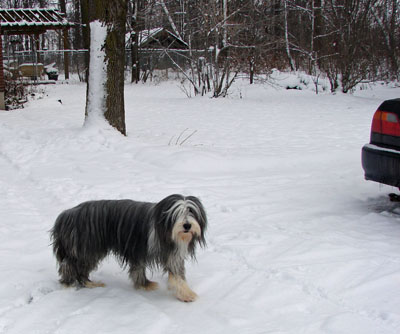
[50,194,207,302]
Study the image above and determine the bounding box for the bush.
[5,78,27,110]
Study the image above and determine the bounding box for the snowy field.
[0,73,400,333]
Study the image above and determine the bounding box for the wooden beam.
[1,27,47,35]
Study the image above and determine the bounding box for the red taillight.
[371,109,400,136]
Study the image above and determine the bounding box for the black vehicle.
[362,98,400,189]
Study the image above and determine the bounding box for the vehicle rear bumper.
[362,144,400,188]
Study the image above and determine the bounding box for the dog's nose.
[183,223,191,231]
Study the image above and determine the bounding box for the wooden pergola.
[0,8,74,110]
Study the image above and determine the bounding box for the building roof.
[0,8,73,35]
[133,27,188,49]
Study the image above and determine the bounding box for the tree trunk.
[131,0,144,83]
[85,0,128,136]
[131,31,139,83]
[72,0,83,50]
[59,0,70,80]
[283,0,295,71]
[81,0,90,83]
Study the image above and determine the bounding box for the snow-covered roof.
[0,8,73,34]
[132,27,188,48]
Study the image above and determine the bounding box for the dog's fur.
[50,194,207,302]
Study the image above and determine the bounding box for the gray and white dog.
[50,194,207,302]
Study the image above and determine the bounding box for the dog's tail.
[52,236,67,265]
[50,212,68,264]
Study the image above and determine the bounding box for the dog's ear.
[153,194,183,220]
[186,196,208,247]
[152,194,184,237]
[186,196,207,224]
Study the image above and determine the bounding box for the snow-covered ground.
[0,74,400,333]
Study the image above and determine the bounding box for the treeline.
[132,0,398,93]
[2,0,399,94]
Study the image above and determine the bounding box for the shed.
[130,27,189,81]
[135,28,188,49]
[0,8,74,110]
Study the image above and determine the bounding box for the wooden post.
[35,33,41,65]
[63,28,70,80]
[0,30,6,110]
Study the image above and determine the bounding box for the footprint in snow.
[26,285,56,305]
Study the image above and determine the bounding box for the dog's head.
[153,194,207,248]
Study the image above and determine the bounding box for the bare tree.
[319,0,377,92]
[85,0,128,135]
[371,0,399,80]
[59,0,70,80]
[1,0,398,95]
[130,0,145,83]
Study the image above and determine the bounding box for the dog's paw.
[176,288,197,302]
[135,280,159,291]
[84,281,105,288]
[142,281,159,291]
[168,273,198,302]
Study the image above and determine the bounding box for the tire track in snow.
[206,238,400,333]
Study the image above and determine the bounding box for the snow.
[0,73,400,333]
[364,143,400,155]
[85,20,108,128]
[44,63,58,74]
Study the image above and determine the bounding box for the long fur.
[50,194,207,297]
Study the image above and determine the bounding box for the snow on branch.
[159,0,183,41]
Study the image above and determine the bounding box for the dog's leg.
[168,272,197,302]
[166,260,197,302]
[58,259,78,286]
[129,266,158,291]
[59,257,104,288]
